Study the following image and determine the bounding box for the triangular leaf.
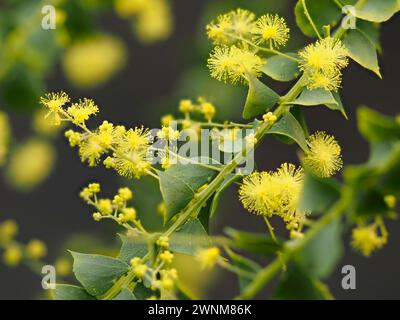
[260,54,300,82]
[242,75,279,120]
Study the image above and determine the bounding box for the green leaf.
[53,284,96,300]
[357,106,400,142]
[343,29,381,78]
[328,92,348,119]
[242,75,279,120]
[117,234,148,264]
[357,20,382,52]
[260,54,300,82]
[291,88,337,106]
[158,164,218,221]
[274,265,325,300]
[299,172,341,214]
[225,228,282,256]
[226,248,261,291]
[267,112,309,152]
[133,282,153,300]
[71,252,129,297]
[355,0,399,23]
[170,219,212,256]
[113,288,137,300]
[296,219,343,278]
[295,0,342,38]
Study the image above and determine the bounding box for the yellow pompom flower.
[208,46,264,84]
[161,114,174,127]
[97,199,113,216]
[65,130,82,147]
[6,139,55,191]
[67,98,99,125]
[179,99,195,113]
[160,250,174,264]
[3,245,22,267]
[199,101,216,121]
[299,37,349,77]
[307,71,342,92]
[40,91,70,126]
[228,9,256,39]
[118,187,133,201]
[206,14,232,45]
[156,236,169,248]
[239,163,306,228]
[351,224,387,257]
[0,220,18,245]
[62,34,126,89]
[252,14,290,48]
[26,239,47,260]
[302,132,343,178]
[196,247,220,270]
[0,112,10,166]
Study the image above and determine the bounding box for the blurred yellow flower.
[26,239,47,260]
[0,220,18,245]
[62,34,127,88]
[6,139,56,191]
[3,245,22,267]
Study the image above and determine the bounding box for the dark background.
[0,0,399,299]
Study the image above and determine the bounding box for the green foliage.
[169,219,212,255]
[343,29,381,77]
[355,0,399,23]
[54,284,96,300]
[114,288,137,300]
[260,54,300,82]
[242,75,279,119]
[118,234,148,263]
[225,228,282,256]
[295,0,342,37]
[70,252,129,297]
[158,164,218,221]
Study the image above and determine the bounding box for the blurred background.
[0,0,399,299]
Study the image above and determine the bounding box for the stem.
[263,217,277,243]
[301,0,322,39]
[237,199,347,300]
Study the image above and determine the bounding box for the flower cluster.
[351,222,388,257]
[0,220,47,267]
[239,163,307,236]
[130,235,178,295]
[299,37,349,91]
[80,183,146,231]
[41,92,154,179]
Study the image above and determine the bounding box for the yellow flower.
[160,250,174,264]
[384,195,397,209]
[118,207,137,223]
[156,236,169,248]
[245,134,257,147]
[252,14,290,48]
[0,112,10,166]
[161,114,174,127]
[80,183,100,201]
[26,239,47,260]
[302,132,343,178]
[228,9,256,39]
[206,14,232,45]
[130,258,147,278]
[352,224,387,257]
[196,247,220,270]
[299,37,349,76]
[6,139,55,191]
[239,163,305,227]
[55,258,72,277]
[199,101,216,121]
[3,245,22,267]
[40,91,70,126]
[65,130,82,147]
[208,46,265,84]
[179,99,195,113]
[33,109,64,137]
[97,199,113,216]
[134,0,173,44]
[118,187,133,201]
[307,71,342,92]
[67,98,99,125]
[263,112,277,124]
[0,220,18,245]
[62,34,126,89]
